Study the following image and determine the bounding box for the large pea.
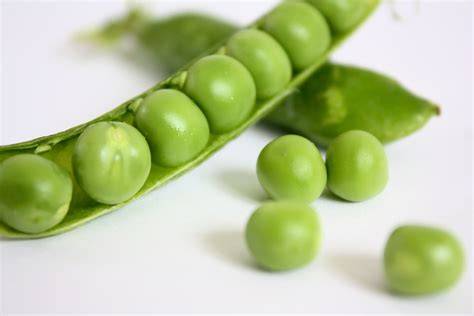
[0,154,73,233]
[73,121,151,205]
[308,0,379,34]
[183,54,256,134]
[226,29,292,100]
[262,1,331,70]
[136,89,210,167]
[257,135,326,202]
[245,201,322,271]
[384,225,464,295]
[326,130,388,202]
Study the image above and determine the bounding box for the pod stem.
[76,7,150,45]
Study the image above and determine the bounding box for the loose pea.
[226,29,292,100]
[384,225,464,295]
[262,1,331,70]
[326,130,388,201]
[73,121,151,205]
[308,0,379,34]
[257,135,326,202]
[0,154,73,233]
[183,55,256,134]
[245,200,321,271]
[136,89,210,167]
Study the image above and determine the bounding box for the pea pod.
[86,7,439,146]
[266,63,440,146]
[0,0,380,238]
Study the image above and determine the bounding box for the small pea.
[0,154,73,233]
[226,29,292,100]
[308,0,379,34]
[245,200,322,271]
[183,54,256,134]
[73,121,151,205]
[326,130,388,201]
[384,225,465,295]
[136,89,210,167]
[262,1,331,70]
[257,135,326,202]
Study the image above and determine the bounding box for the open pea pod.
[0,0,380,238]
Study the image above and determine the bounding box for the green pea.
[308,0,379,34]
[136,89,210,167]
[183,55,256,134]
[0,154,73,233]
[261,1,331,70]
[257,135,326,202]
[245,200,321,271]
[73,122,151,205]
[326,130,388,201]
[384,225,464,295]
[226,29,292,100]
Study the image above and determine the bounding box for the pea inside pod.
[183,54,256,134]
[226,29,292,100]
[73,121,151,205]
[136,89,210,167]
[0,154,73,233]
[262,1,331,70]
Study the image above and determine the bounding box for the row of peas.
[0,1,331,233]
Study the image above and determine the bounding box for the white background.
[0,0,472,314]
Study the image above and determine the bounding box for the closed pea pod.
[326,130,388,202]
[262,1,331,70]
[257,135,326,202]
[245,200,322,271]
[183,55,256,134]
[0,154,73,233]
[73,122,151,205]
[384,225,464,295]
[136,89,210,167]
[226,29,292,100]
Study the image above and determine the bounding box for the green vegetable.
[245,200,321,271]
[326,130,388,201]
[86,8,438,146]
[308,0,378,34]
[0,154,73,233]
[266,63,440,146]
[227,29,292,100]
[73,122,151,205]
[0,0,379,238]
[136,89,209,167]
[384,225,464,295]
[262,1,331,70]
[183,55,256,133]
[257,135,326,202]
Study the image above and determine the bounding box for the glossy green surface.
[308,0,379,34]
[227,29,292,100]
[73,122,151,205]
[257,135,326,202]
[326,130,388,201]
[245,201,321,271]
[0,154,73,233]
[0,1,379,238]
[266,63,440,146]
[262,1,331,70]
[136,89,209,167]
[183,55,256,133]
[384,225,464,295]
